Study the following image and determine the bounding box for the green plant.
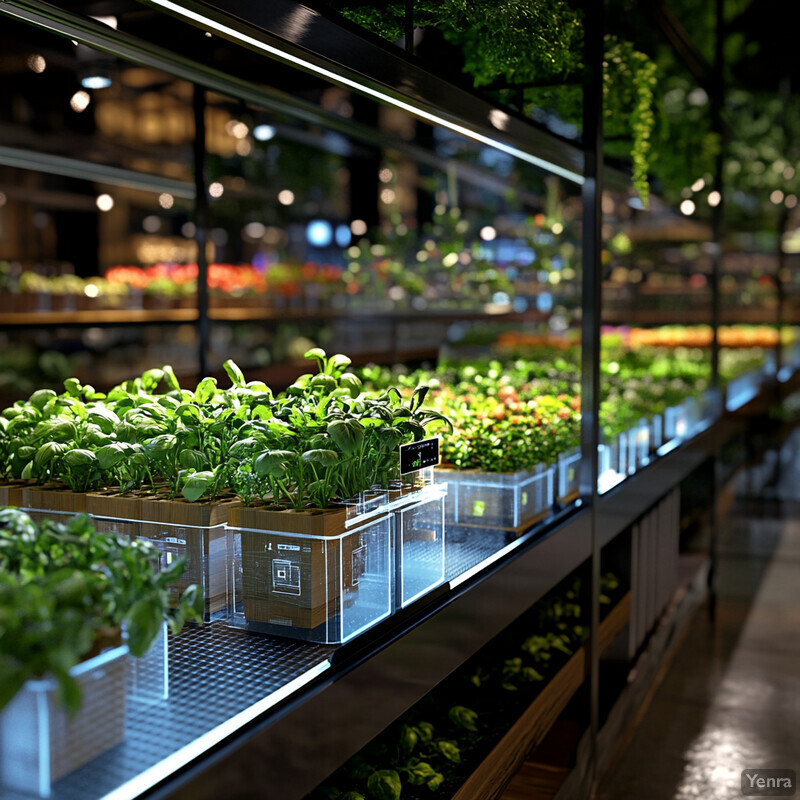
[0,508,204,714]
[311,571,621,798]
[338,1,657,202]
[230,348,451,509]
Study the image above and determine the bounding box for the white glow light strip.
[148,0,584,185]
[449,537,527,589]
[99,659,331,800]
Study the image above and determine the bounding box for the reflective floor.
[597,434,800,800]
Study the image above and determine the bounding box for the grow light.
[146,0,585,185]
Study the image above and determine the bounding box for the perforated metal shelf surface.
[445,524,516,581]
[0,625,334,800]
[1,527,527,800]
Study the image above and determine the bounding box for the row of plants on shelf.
[0,350,449,510]
[0,260,555,314]
[359,344,713,467]
[0,207,580,315]
[625,324,796,350]
[0,325,780,503]
[308,571,621,800]
[0,507,204,713]
[0,261,345,312]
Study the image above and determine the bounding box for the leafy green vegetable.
[0,509,204,714]
[366,770,402,800]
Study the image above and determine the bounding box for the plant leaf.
[181,471,214,502]
[301,449,339,467]
[328,419,365,455]
[223,359,246,387]
[194,377,218,405]
[366,770,401,800]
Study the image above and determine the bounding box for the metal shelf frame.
[0,1,783,799]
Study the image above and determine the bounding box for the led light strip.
[0,144,195,198]
[449,536,529,589]
[146,0,584,185]
[98,659,331,800]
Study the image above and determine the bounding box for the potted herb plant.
[0,508,204,797]
[226,348,451,641]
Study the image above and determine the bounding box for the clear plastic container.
[628,419,651,471]
[664,396,698,442]
[393,483,447,608]
[699,387,724,426]
[556,448,581,503]
[135,498,238,621]
[226,476,447,642]
[129,621,168,704]
[137,519,228,620]
[650,414,664,451]
[725,367,764,411]
[227,511,393,644]
[437,465,555,531]
[0,645,128,798]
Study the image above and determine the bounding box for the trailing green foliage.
[338,0,657,202]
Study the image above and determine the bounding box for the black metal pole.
[775,77,791,375]
[579,0,603,790]
[708,0,724,622]
[193,84,210,378]
[710,0,724,392]
[404,0,414,54]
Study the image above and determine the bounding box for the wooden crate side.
[598,592,632,657]
[230,505,348,537]
[22,486,87,514]
[0,482,28,507]
[85,492,142,521]
[452,648,586,800]
[139,496,240,527]
[241,532,339,630]
[452,592,630,800]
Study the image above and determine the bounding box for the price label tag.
[400,437,440,475]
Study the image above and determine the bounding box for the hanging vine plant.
[335,0,658,205]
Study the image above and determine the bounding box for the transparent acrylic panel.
[228,514,392,644]
[0,646,128,798]
[599,182,715,491]
[129,622,169,705]
[0,5,585,798]
[137,520,229,620]
[394,484,447,608]
[436,465,554,531]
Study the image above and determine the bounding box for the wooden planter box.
[86,491,144,539]
[0,645,128,798]
[453,592,631,800]
[0,479,29,507]
[229,503,394,644]
[21,485,87,525]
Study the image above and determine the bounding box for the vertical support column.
[708,0,724,621]
[775,77,791,376]
[193,84,210,378]
[404,0,414,54]
[579,0,604,790]
[776,208,787,372]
